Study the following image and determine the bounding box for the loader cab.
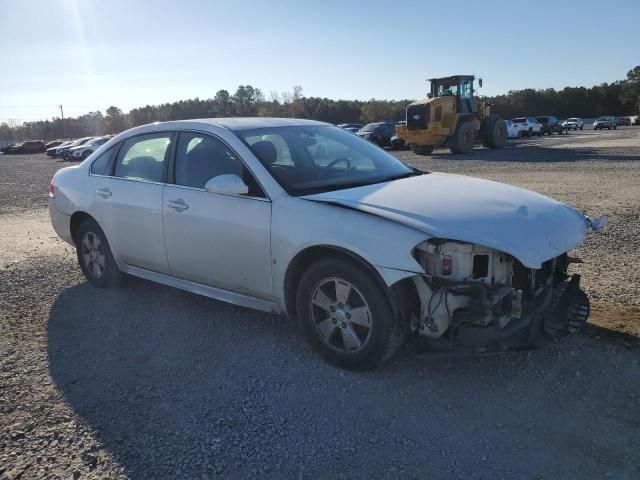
[429,75,478,114]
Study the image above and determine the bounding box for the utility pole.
[59,105,65,138]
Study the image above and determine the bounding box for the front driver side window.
[115,133,172,182]
[174,132,265,197]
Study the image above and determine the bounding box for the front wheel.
[449,121,475,154]
[75,219,123,287]
[296,258,404,370]
[411,144,434,155]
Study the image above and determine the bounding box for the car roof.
[156,117,328,131]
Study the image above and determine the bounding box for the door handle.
[96,187,112,198]
[167,199,189,212]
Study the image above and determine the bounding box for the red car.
[4,140,46,154]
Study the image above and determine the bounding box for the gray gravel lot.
[1,127,639,479]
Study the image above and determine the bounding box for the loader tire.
[481,115,508,149]
[449,121,475,154]
[411,144,434,155]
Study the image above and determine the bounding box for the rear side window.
[115,133,173,182]
[90,145,117,175]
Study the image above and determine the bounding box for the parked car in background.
[634,116,640,126]
[561,118,584,130]
[47,140,73,157]
[56,137,94,160]
[337,123,364,133]
[536,116,566,135]
[0,142,18,154]
[48,117,604,369]
[45,140,63,150]
[593,117,617,130]
[616,117,631,127]
[511,117,542,137]
[356,121,396,147]
[506,120,521,138]
[2,140,46,154]
[69,136,112,160]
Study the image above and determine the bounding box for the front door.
[162,131,272,299]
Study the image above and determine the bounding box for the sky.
[1,0,639,123]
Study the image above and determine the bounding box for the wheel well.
[69,211,95,245]
[284,246,394,320]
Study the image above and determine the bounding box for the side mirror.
[204,174,249,196]
[478,78,483,88]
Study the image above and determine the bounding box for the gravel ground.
[1,128,639,479]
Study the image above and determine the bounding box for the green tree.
[621,66,640,114]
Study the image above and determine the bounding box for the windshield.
[597,117,609,121]
[568,118,578,121]
[235,125,417,196]
[434,82,458,97]
[360,123,383,132]
[512,118,526,123]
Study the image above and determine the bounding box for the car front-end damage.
[301,172,607,354]
[404,239,591,353]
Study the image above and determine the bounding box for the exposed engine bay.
[409,240,590,353]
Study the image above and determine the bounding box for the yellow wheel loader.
[396,75,507,155]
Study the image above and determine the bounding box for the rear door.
[93,131,174,274]
[162,131,272,298]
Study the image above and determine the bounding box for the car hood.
[302,173,595,268]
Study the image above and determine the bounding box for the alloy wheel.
[309,277,373,354]
[81,231,106,279]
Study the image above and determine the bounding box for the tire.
[75,218,123,288]
[296,257,404,370]
[580,126,583,130]
[411,144,434,155]
[81,150,91,160]
[480,115,507,149]
[449,121,475,154]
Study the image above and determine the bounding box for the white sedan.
[505,120,521,138]
[49,118,604,369]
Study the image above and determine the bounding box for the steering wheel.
[319,157,351,179]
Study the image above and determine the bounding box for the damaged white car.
[49,118,605,370]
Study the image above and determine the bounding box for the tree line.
[2,67,638,141]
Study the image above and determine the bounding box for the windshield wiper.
[383,170,425,182]
[296,171,425,196]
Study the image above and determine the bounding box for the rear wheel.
[296,258,404,370]
[449,121,475,154]
[411,144,434,155]
[481,115,507,149]
[75,218,123,287]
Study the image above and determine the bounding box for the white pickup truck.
[511,117,543,137]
